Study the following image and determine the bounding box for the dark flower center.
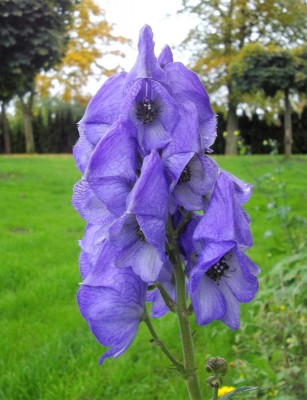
[136,98,158,124]
[178,165,192,185]
[206,257,230,284]
[136,225,147,242]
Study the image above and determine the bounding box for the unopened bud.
[206,356,228,375]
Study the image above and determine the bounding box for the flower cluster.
[73,25,260,364]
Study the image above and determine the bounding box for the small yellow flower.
[279,304,286,311]
[218,386,236,397]
[263,140,268,145]
[223,131,228,137]
[233,130,240,136]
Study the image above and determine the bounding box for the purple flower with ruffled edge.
[78,262,147,364]
[118,26,178,154]
[108,150,168,282]
[189,241,259,329]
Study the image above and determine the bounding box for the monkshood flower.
[73,25,260,397]
[180,173,260,329]
[78,259,147,364]
[108,150,168,282]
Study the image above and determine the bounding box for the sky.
[89,0,196,92]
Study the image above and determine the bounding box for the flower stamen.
[136,225,147,242]
[136,98,158,124]
[206,257,230,284]
[178,165,192,185]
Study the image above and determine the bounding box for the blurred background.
[0,1,306,399]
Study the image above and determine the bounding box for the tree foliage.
[36,0,128,106]
[230,43,307,156]
[0,0,77,153]
[0,0,77,101]
[181,0,307,154]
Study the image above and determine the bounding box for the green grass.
[0,154,306,400]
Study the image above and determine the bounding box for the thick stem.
[212,387,218,400]
[168,218,202,400]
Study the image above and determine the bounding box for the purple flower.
[85,121,138,217]
[78,262,147,364]
[121,78,177,154]
[108,151,168,282]
[189,241,259,329]
[163,62,217,150]
[193,172,253,249]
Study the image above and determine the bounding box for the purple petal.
[72,179,115,225]
[164,62,217,149]
[79,72,127,146]
[219,169,253,205]
[162,102,200,158]
[73,127,94,173]
[77,265,146,363]
[190,241,235,292]
[219,284,241,330]
[121,79,177,153]
[190,275,227,326]
[87,122,137,183]
[158,45,173,68]
[128,150,168,221]
[88,176,132,217]
[193,173,253,247]
[163,152,194,190]
[125,25,168,88]
[133,243,164,282]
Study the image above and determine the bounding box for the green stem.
[212,387,218,400]
[168,217,202,400]
[143,311,184,373]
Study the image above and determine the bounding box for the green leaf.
[219,386,258,399]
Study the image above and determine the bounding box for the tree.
[231,44,307,157]
[36,0,128,106]
[0,0,77,153]
[181,0,307,154]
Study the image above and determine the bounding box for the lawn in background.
[0,155,306,400]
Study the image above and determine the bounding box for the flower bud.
[206,356,228,375]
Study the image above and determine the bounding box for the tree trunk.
[225,102,239,155]
[1,102,11,154]
[284,90,292,158]
[19,91,35,154]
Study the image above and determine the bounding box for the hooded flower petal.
[121,79,177,153]
[125,25,168,88]
[158,45,173,68]
[189,241,259,329]
[79,72,127,146]
[128,150,168,220]
[164,62,217,149]
[77,264,147,364]
[193,172,253,248]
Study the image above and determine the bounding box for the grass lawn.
[0,154,306,400]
